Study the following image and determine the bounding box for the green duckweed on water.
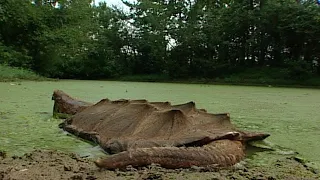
[0,80,319,170]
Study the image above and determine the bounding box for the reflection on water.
[0,80,320,168]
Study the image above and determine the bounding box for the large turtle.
[53,90,269,170]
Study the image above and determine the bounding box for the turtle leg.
[94,140,245,170]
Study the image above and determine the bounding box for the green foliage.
[0,43,33,67]
[0,0,319,84]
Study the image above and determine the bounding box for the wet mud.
[0,150,318,180]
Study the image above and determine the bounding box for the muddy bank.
[0,150,319,180]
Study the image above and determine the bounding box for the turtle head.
[238,131,270,142]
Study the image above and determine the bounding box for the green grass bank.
[2,64,320,88]
[0,64,46,82]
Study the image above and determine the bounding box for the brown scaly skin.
[52,90,270,170]
[94,140,245,170]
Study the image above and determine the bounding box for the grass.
[0,64,46,82]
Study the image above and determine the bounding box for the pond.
[1,80,319,168]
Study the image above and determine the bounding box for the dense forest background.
[0,0,320,84]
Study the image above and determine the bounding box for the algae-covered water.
[1,80,319,167]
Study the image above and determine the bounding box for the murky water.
[1,80,319,166]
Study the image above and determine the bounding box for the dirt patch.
[0,150,319,180]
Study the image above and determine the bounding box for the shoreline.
[3,78,320,90]
[0,149,319,180]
